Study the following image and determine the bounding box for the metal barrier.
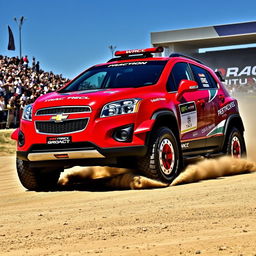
[0,109,8,129]
[0,109,20,129]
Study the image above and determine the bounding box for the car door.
[167,62,207,152]
[189,64,220,150]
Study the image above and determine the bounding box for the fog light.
[113,124,134,142]
[120,130,129,141]
[18,131,25,147]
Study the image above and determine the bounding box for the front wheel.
[16,158,62,191]
[225,127,246,158]
[137,127,182,183]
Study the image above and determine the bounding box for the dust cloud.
[59,166,128,185]
[58,157,256,189]
[59,95,256,190]
[58,166,168,189]
[171,156,256,186]
[236,95,256,161]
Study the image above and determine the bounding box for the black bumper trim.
[17,144,147,161]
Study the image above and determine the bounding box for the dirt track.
[1,156,256,256]
[1,95,256,255]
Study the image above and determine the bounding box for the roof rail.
[169,53,204,64]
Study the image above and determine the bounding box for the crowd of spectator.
[0,55,69,128]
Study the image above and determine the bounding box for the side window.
[190,64,218,89]
[167,62,193,92]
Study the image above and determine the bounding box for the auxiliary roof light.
[115,47,164,57]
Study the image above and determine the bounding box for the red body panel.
[13,54,240,161]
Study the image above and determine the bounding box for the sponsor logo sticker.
[181,142,190,149]
[47,136,72,145]
[150,98,166,103]
[218,101,236,116]
[108,62,148,67]
[179,102,197,134]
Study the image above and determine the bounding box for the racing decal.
[45,96,89,102]
[181,142,190,149]
[218,101,236,116]
[192,131,198,137]
[201,124,215,135]
[150,98,166,103]
[45,97,65,102]
[66,96,89,100]
[198,73,210,88]
[179,102,197,134]
[206,119,226,136]
[108,62,147,67]
[208,89,218,103]
[47,136,72,145]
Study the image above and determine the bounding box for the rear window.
[190,64,218,89]
[60,61,167,92]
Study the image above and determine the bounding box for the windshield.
[60,61,167,92]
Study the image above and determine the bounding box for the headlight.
[100,99,140,117]
[22,104,33,121]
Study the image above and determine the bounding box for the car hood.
[33,88,140,111]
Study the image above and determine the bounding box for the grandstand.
[0,55,68,129]
[151,21,256,94]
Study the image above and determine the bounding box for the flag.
[8,25,15,51]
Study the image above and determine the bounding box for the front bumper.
[17,143,147,162]
[14,105,153,167]
[16,111,148,151]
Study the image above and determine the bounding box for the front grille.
[35,118,88,134]
[36,106,91,115]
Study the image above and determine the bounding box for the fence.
[0,109,20,129]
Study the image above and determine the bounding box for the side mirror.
[176,80,198,101]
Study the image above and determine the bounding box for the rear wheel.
[16,158,62,191]
[225,127,246,158]
[137,127,182,183]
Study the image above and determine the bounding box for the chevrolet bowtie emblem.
[51,113,68,122]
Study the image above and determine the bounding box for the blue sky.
[1,0,256,78]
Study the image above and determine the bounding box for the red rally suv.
[11,47,246,190]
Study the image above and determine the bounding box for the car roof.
[91,47,217,75]
[95,56,203,69]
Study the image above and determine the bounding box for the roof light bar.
[115,47,163,57]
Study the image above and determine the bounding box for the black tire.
[16,158,62,191]
[225,127,246,158]
[137,127,182,183]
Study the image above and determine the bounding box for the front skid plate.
[27,150,105,161]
